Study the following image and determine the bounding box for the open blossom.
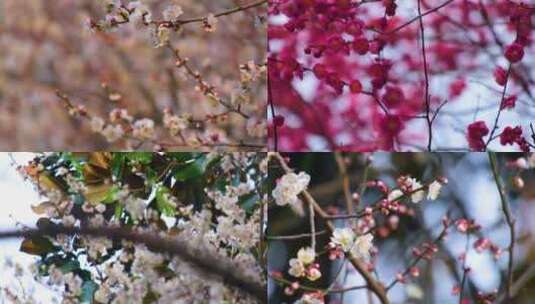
[306,267,321,281]
[124,196,146,220]
[132,118,155,140]
[467,121,489,151]
[388,189,404,202]
[330,227,355,252]
[351,234,374,260]
[295,292,324,304]
[297,247,316,265]
[163,111,189,136]
[427,181,442,200]
[330,228,373,260]
[101,124,124,142]
[289,247,320,280]
[288,258,306,278]
[272,172,310,206]
[90,117,105,133]
[162,4,183,21]
[407,177,425,203]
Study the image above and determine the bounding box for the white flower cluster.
[330,227,374,260]
[163,110,189,136]
[17,153,265,304]
[162,5,183,21]
[132,118,155,140]
[288,247,321,281]
[272,172,311,206]
[207,183,259,251]
[388,178,443,204]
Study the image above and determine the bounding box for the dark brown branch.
[417,0,433,151]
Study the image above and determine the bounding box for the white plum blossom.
[307,267,321,281]
[297,247,316,265]
[163,5,183,21]
[407,177,425,203]
[331,228,374,260]
[288,258,305,278]
[351,234,374,260]
[163,111,189,136]
[132,118,155,140]
[90,116,105,133]
[109,108,133,123]
[330,227,355,252]
[289,247,319,279]
[388,189,404,202]
[427,181,442,200]
[272,172,310,206]
[101,124,124,142]
[125,196,146,220]
[295,293,324,304]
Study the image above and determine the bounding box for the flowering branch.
[385,217,451,291]
[157,0,267,27]
[0,225,266,302]
[271,153,390,304]
[485,65,512,150]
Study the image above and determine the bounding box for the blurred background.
[0,0,266,150]
[268,153,535,303]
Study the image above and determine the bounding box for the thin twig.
[266,230,327,241]
[417,0,433,151]
[309,200,316,251]
[485,65,512,149]
[488,152,515,301]
[335,153,354,216]
[379,0,456,35]
[458,234,470,303]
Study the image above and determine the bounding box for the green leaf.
[114,203,124,220]
[59,259,81,273]
[20,236,56,256]
[174,155,218,182]
[80,280,98,304]
[167,152,194,162]
[145,167,158,184]
[155,185,176,216]
[239,193,259,214]
[111,153,127,179]
[61,152,84,177]
[85,184,118,205]
[126,153,153,165]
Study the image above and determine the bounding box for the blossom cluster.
[266,153,535,304]
[1,0,267,150]
[268,0,535,151]
[11,152,268,303]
